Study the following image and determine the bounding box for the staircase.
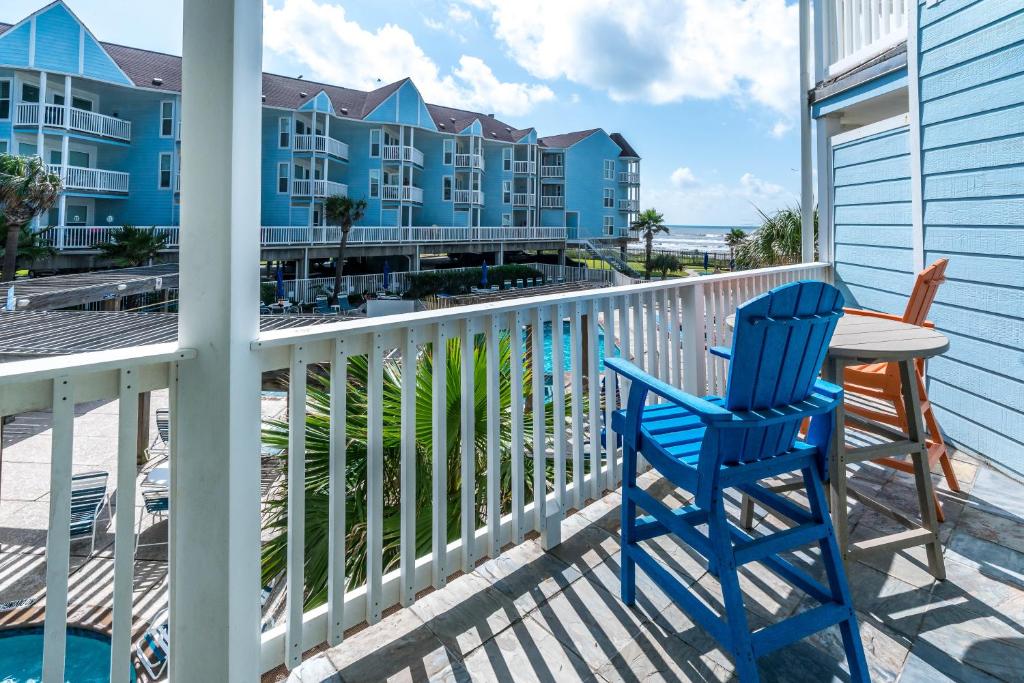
[580,240,643,278]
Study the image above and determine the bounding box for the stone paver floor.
[280,450,1024,682]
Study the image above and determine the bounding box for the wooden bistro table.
[725,313,949,579]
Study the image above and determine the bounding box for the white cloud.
[423,16,446,31]
[770,120,793,138]
[465,0,798,117]
[448,4,475,23]
[263,0,554,116]
[646,170,795,224]
[670,166,698,187]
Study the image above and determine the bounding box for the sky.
[5,0,806,226]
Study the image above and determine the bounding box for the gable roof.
[610,133,640,158]
[538,128,601,149]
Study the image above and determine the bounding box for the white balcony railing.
[292,179,347,197]
[381,185,424,203]
[512,160,536,174]
[46,164,130,194]
[618,171,640,184]
[540,195,564,209]
[293,134,349,160]
[619,199,639,212]
[541,165,564,178]
[452,189,484,204]
[15,102,132,141]
[382,144,425,167]
[821,0,909,77]
[512,192,535,207]
[454,153,485,170]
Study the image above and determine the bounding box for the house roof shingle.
[537,128,600,149]
[610,132,640,158]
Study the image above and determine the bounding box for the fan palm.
[630,208,669,280]
[324,195,368,306]
[0,224,56,273]
[261,330,577,609]
[0,154,62,282]
[724,228,747,261]
[96,225,169,267]
[735,206,817,269]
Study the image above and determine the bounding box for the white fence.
[618,172,640,184]
[512,193,535,207]
[382,145,425,167]
[618,199,639,212]
[821,0,909,76]
[541,165,564,178]
[540,195,564,208]
[292,179,347,198]
[381,185,424,203]
[452,189,484,205]
[293,134,349,160]
[47,164,130,194]
[454,153,484,170]
[15,102,132,141]
[512,160,536,174]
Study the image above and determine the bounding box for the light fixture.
[106,215,114,224]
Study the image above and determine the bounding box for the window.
[603,159,615,180]
[603,188,614,208]
[603,216,615,235]
[502,180,511,204]
[277,162,289,193]
[443,139,454,165]
[278,118,290,148]
[313,208,323,226]
[67,204,88,226]
[69,150,89,167]
[49,150,62,165]
[22,83,39,103]
[0,141,7,154]
[501,213,511,227]
[369,169,380,198]
[19,142,37,156]
[442,175,452,201]
[0,80,10,119]
[54,94,93,111]
[502,148,512,171]
[370,129,381,158]
[160,101,174,137]
[158,153,173,189]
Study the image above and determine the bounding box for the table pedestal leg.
[825,356,849,560]
[898,359,946,580]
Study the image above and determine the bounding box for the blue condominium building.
[0,1,640,268]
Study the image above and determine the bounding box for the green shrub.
[403,265,542,299]
[260,282,277,305]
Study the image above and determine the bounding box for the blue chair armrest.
[605,358,731,422]
[717,385,843,429]
[813,378,843,400]
[709,346,731,360]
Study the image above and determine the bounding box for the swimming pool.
[0,626,136,683]
[537,320,618,375]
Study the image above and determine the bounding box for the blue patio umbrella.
[383,260,391,291]
[481,260,489,287]
[703,251,709,271]
[275,265,285,300]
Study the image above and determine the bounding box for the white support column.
[906,0,925,273]
[799,0,815,263]
[36,71,46,154]
[173,0,263,681]
[815,115,839,265]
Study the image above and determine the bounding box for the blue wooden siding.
[564,130,622,239]
[33,4,80,74]
[917,0,1024,474]
[831,125,914,313]
[0,22,31,66]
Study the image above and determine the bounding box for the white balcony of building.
[512,192,535,207]
[15,102,132,142]
[453,189,484,204]
[47,163,130,194]
[381,184,424,203]
[454,153,485,170]
[293,134,349,160]
[820,0,909,78]
[618,199,639,212]
[382,144,425,167]
[541,165,564,178]
[618,171,640,184]
[540,195,564,209]
[292,179,347,197]
[512,160,536,174]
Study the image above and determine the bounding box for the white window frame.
[603,159,615,180]
[0,79,11,120]
[603,188,614,208]
[369,169,381,198]
[278,118,290,149]
[502,147,512,172]
[502,180,512,204]
[0,141,7,154]
[603,216,615,235]
[158,152,173,189]
[442,175,452,201]
[160,100,175,138]
[443,139,454,165]
[501,213,511,227]
[370,129,381,158]
[277,162,289,194]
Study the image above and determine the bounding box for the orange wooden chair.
[843,258,959,521]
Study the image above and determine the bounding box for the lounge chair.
[70,471,109,556]
[607,281,868,682]
[135,607,169,680]
[313,297,340,315]
[136,489,169,555]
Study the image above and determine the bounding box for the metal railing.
[454,153,485,170]
[292,179,347,197]
[540,195,564,208]
[618,171,640,184]
[453,189,484,204]
[541,165,564,178]
[382,145,425,167]
[46,164,130,194]
[821,0,909,77]
[381,185,424,203]
[293,134,349,160]
[15,102,132,141]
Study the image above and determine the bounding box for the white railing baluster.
[602,297,619,491]
[366,334,385,623]
[485,315,501,558]
[658,289,670,381]
[399,328,418,606]
[459,319,476,572]
[286,346,307,669]
[42,375,74,683]
[550,304,567,510]
[431,324,448,588]
[680,283,707,396]
[669,289,682,388]
[645,291,658,381]
[327,340,347,644]
[585,300,601,501]
[110,369,139,683]
[714,282,728,392]
[530,307,547,534]
[569,302,584,510]
[508,310,526,544]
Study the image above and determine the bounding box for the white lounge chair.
[135,607,169,680]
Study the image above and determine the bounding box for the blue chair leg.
[709,499,758,682]
[620,445,637,606]
[803,465,870,682]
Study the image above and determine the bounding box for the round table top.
[724,313,949,362]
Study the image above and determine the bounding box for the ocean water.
[652,225,756,252]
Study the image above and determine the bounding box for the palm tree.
[324,195,367,306]
[724,227,747,262]
[0,154,62,282]
[0,224,56,274]
[630,208,669,280]
[648,252,680,280]
[260,332,575,608]
[96,225,169,267]
[735,206,817,270]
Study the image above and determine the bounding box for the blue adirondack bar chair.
[607,281,868,682]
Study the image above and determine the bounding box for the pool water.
[535,320,618,375]
[0,627,136,683]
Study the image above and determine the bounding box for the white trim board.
[831,112,910,147]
